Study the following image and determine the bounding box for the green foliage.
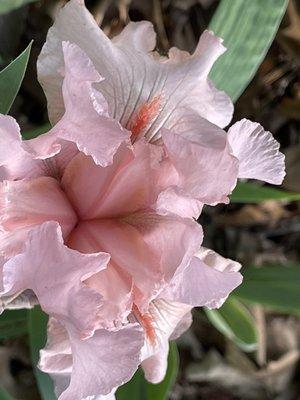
[0,385,15,400]
[0,42,32,114]
[28,307,56,400]
[209,0,288,102]
[230,182,300,203]
[117,342,179,400]
[0,0,37,14]
[234,264,300,314]
[205,297,258,352]
[0,309,28,340]
[22,123,51,140]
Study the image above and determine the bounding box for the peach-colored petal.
[61,140,163,220]
[0,176,77,240]
[67,219,161,313]
[227,119,285,184]
[1,222,109,338]
[38,0,233,139]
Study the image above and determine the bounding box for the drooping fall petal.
[40,317,142,400]
[161,113,239,205]
[161,250,242,309]
[0,222,109,338]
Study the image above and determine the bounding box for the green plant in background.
[0,0,37,15]
[0,0,296,399]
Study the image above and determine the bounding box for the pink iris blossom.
[0,0,285,399]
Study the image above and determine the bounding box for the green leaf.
[117,342,179,400]
[234,264,300,314]
[0,309,28,340]
[205,297,258,352]
[0,41,32,114]
[22,122,51,140]
[0,0,36,14]
[28,307,56,400]
[230,182,300,203]
[0,385,15,400]
[209,0,288,101]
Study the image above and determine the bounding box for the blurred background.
[0,0,299,399]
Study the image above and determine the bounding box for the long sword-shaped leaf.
[234,264,300,314]
[231,182,300,203]
[209,0,288,102]
[0,41,32,114]
[205,297,258,352]
[0,309,28,340]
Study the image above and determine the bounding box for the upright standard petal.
[227,119,285,184]
[38,0,233,139]
[0,222,109,338]
[33,42,129,167]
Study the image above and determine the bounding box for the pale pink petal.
[39,318,72,397]
[162,254,242,309]
[34,42,129,167]
[0,227,33,258]
[156,187,203,219]
[67,227,133,329]
[142,341,169,384]
[59,323,143,400]
[141,299,190,383]
[0,115,44,181]
[161,113,239,205]
[67,213,202,314]
[67,219,161,313]
[0,115,23,165]
[170,310,193,340]
[197,247,241,272]
[0,177,77,239]
[38,0,233,140]
[0,290,37,314]
[61,140,163,220]
[40,318,121,400]
[125,213,203,283]
[227,119,285,184]
[1,222,109,338]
